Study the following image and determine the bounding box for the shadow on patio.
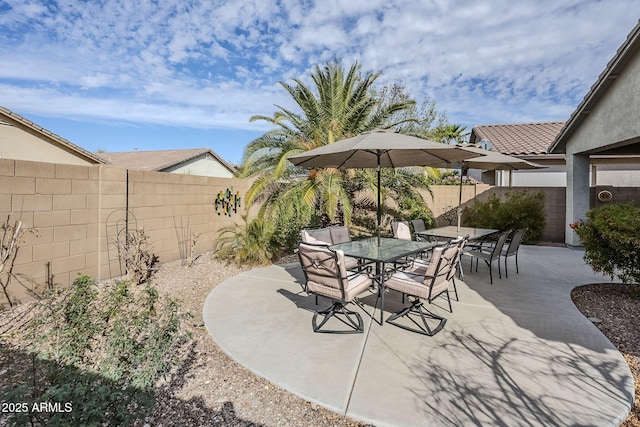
[203,245,633,427]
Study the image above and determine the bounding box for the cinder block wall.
[2,157,638,306]
[422,185,567,242]
[0,158,250,306]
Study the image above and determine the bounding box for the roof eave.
[0,106,108,165]
[549,19,640,154]
[157,149,237,174]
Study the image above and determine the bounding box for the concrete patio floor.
[203,245,634,427]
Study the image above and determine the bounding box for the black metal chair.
[502,228,527,278]
[297,243,372,333]
[464,231,510,284]
[410,219,426,233]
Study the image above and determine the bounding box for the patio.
[203,245,634,427]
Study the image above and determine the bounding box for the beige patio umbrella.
[452,145,547,232]
[287,129,485,245]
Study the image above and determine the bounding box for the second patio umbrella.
[452,146,546,232]
[288,129,484,245]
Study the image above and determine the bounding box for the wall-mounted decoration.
[214,188,241,216]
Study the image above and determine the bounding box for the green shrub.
[396,197,435,229]
[571,202,640,284]
[215,215,275,265]
[463,190,546,243]
[5,275,190,426]
[352,212,378,236]
[268,197,317,255]
[428,170,482,185]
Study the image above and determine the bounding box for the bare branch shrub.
[441,205,458,225]
[174,217,201,267]
[1,216,37,307]
[115,227,159,285]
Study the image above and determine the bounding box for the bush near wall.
[463,190,546,244]
[3,275,190,426]
[571,202,640,284]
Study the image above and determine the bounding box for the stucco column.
[565,153,590,246]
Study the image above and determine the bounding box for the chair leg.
[386,298,447,336]
[380,285,385,325]
[487,260,493,284]
[505,256,509,278]
[515,253,519,274]
[450,277,459,302]
[312,301,364,334]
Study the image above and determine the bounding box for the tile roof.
[96,148,236,173]
[470,121,565,155]
[0,106,107,164]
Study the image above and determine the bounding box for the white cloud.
[1,0,638,137]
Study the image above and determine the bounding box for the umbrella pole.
[377,153,381,246]
[457,165,467,234]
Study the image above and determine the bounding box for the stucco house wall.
[550,20,640,245]
[561,51,640,156]
[163,152,235,178]
[0,124,94,166]
[0,106,104,166]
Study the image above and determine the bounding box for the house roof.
[549,19,640,153]
[0,106,107,164]
[470,122,566,155]
[96,148,237,174]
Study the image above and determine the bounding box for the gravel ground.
[572,283,640,427]
[147,253,362,427]
[1,252,638,426]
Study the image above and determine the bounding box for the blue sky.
[1,1,638,165]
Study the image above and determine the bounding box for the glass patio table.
[329,237,436,324]
[415,225,498,241]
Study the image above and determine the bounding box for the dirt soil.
[572,283,640,427]
[1,252,638,426]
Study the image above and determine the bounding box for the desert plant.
[5,275,190,426]
[442,205,458,225]
[571,202,640,284]
[116,227,159,284]
[428,170,482,185]
[464,190,546,243]
[215,215,275,266]
[174,217,201,267]
[1,216,37,307]
[396,196,435,229]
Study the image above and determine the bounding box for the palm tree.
[240,61,415,226]
[432,124,469,145]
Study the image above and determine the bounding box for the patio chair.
[300,228,332,245]
[401,237,466,301]
[300,226,359,271]
[502,228,526,278]
[391,220,431,265]
[297,243,372,333]
[383,243,459,336]
[445,237,466,301]
[410,219,426,233]
[464,230,510,284]
[391,220,412,240]
[411,219,430,243]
